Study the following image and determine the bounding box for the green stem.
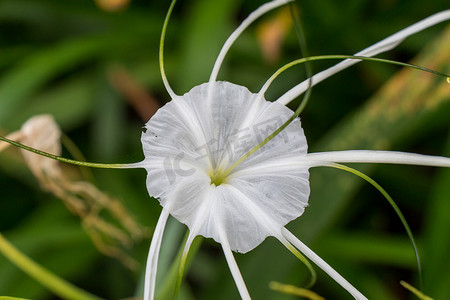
[263,55,449,96]
[156,233,202,300]
[285,242,317,288]
[329,164,423,289]
[400,281,433,300]
[0,135,139,169]
[159,0,177,98]
[61,133,95,181]
[172,239,189,300]
[269,281,324,300]
[0,233,102,300]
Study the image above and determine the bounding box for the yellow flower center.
[209,167,228,186]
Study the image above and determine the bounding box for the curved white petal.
[219,224,251,300]
[307,150,450,167]
[282,228,368,300]
[209,0,293,83]
[144,208,170,300]
[276,10,450,105]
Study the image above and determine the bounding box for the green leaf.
[422,132,450,299]
[0,202,99,299]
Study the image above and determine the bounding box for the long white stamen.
[209,0,293,84]
[276,10,450,105]
[307,150,450,167]
[220,225,251,300]
[282,228,367,300]
[144,208,170,300]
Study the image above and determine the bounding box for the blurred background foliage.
[0,0,449,299]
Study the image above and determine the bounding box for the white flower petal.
[228,176,310,246]
[141,81,310,253]
[144,208,170,300]
[208,184,281,252]
[307,150,450,167]
[282,228,368,300]
[276,10,450,106]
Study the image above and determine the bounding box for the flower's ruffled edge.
[176,209,367,300]
[174,181,367,299]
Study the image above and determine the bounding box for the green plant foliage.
[0,0,449,299]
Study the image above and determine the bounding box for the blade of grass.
[0,232,101,300]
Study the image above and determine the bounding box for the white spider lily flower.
[140,1,450,299]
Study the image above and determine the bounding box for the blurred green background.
[0,0,449,299]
